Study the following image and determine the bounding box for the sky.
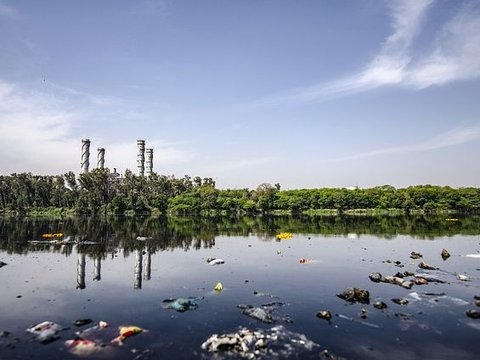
[0,0,479,189]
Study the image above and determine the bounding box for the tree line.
[0,170,479,215]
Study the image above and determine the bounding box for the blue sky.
[0,0,479,189]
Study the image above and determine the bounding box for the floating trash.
[201,325,322,358]
[26,321,62,343]
[458,274,470,281]
[214,282,223,292]
[206,257,225,265]
[275,232,293,240]
[407,292,469,306]
[335,314,380,329]
[111,325,144,345]
[135,236,148,241]
[65,338,117,358]
[42,233,64,238]
[0,261,6,268]
[466,310,480,319]
[240,306,273,323]
[162,297,203,312]
[465,254,480,259]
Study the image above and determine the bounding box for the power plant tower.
[137,140,145,177]
[81,139,90,173]
[97,148,105,169]
[146,148,153,176]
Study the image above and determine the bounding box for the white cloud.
[333,125,480,161]
[0,80,193,175]
[263,0,480,104]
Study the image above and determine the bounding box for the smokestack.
[97,148,105,169]
[146,148,153,176]
[137,140,145,177]
[81,139,90,173]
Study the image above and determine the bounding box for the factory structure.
[80,138,154,177]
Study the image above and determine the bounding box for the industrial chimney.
[146,148,153,176]
[137,139,145,177]
[97,148,105,169]
[81,139,90,173]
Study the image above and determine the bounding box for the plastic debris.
[26,321,62,343]
[214,282,223,292]
[253,291,278,298]
[65,338,117,358]
[335,314,380,329]
[337,288,370,304]
[413,274,446,283]
[465,254,480,258]
[275,232,293,240]
[201,325,321,358]
[162,297,203,312]
[418,261,437,270]
[206,257,225,265]
[316,310,332,321]
[441,248,451,261]
[458,274,470,281]
[0,261,7,268]
[407,292,469,306]
[42,233,64,238]
[410,251,423,259]
[135,236,148,241]
[111,326,144,345]
[238,305,273,323]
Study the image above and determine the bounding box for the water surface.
[0,215,479,359]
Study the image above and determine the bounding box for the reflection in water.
[144,250,151,280]
[134,250,143,289]
[93,256,101,281]
[76,253,86,290]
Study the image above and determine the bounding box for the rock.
[316,311,332,321]
[410,251,423,259]
[337,288,370,304]
[475,300,480,307]
[392,298,409,305]
[441,248,451,261]
[0,331,10,337]
[466,310,480,319]
[74,319,92,327]
[414,277,429,285]
[369,272,383,283]
[373,301,387,310]
[418,261,437,270]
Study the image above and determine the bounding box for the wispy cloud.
[0,1,18,18]
[0,79,193,175]
[262,0,480,104]
[333,125,480,161]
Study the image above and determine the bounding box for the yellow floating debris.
[111,325,144,345]
[214,282,223,292]
[42,233,64,238]
[275,232,293,240]
[445,218,459,222]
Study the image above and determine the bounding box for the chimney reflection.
[77,253,86,289]
[144,250,151,280]
[134,250,143,289]
[93,256,101,281]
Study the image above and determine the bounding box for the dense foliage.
[0,171,479,215]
